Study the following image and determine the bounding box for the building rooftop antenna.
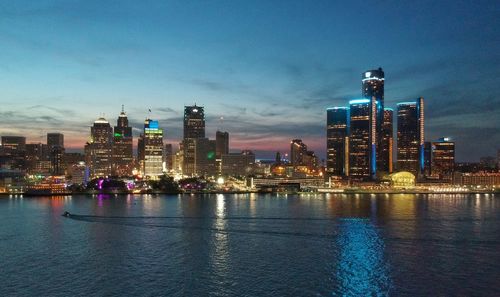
[218,116,224,131]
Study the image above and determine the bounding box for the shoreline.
[0,190,497,197]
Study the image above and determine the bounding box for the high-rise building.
[47,133,65,176]
[50,146,65,175]
[184,105,205,139]
[139,119,164,178]
[85,117,113,178]
[378,108,393,173]
[194,138,216,176]
[362,68,384,104]
[0,136,27,171]
[26,143,50,175]
[164,144,174,172]
[290,139,308,167]
[182,105,206,176]
[349,98,377,181]
[396,97,425,176]
[215,131,229,159]
[113,107,133,176]
[47,133,64,149]
[363,68,392,174]
[431,137,455,181]
[326,107,349,177]
[1,136,26,152]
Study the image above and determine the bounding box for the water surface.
[1,193,499,296]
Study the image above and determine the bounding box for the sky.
[0,0,499,161]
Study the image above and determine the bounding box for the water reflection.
[335,218,392,296]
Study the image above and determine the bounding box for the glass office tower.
[326,107,349,177]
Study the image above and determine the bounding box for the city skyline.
[0,1,499,161]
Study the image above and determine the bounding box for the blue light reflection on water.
[334,218,392,296]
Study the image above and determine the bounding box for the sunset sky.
[0,0,498,161]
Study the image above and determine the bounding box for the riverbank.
[0,189,497,196]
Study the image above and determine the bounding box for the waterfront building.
[85,117,113,178]
[348,98,377,181]
[389,171,416,188]
[454,172,500,186]
[396,97,425,176]
[182,105,206,176]
[47,133,65,175]
[431,137,455,181]
[194,138,216,176]
[50,145,65,176]
[221,150,255,176]
[326,107,349,177]
[379,108,393,173]
[25,143,49,175]
[138,119,164,178]
[363,68,390,173]
[68,162,88,185]
[113,107,133,176]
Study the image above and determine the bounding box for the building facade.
[194,138,216,177]
[348,99,377,181]
[113,107,133,176]
[326,107,349,177]
[379,108,393,173]
[139,119,164,178]
[86,117,113,178]
[431,137,455,181]
[182,105,206,176]
[221,150,255,176]
[215,131,229,159]
[396,97,424,177]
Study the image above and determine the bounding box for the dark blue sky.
[0,0,498,161]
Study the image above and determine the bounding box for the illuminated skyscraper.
[139,119,164,178]
[86,117,113,178]
[396,97,425,176]
[326,107,349,177]
[184,105,205,139]
[182,105,206,176]
[349,98,377,180]
[431,137,455,181]
[362,68,391,174]
[112,106,133,176]
[362,68,384,103]
[378,108,393,173]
